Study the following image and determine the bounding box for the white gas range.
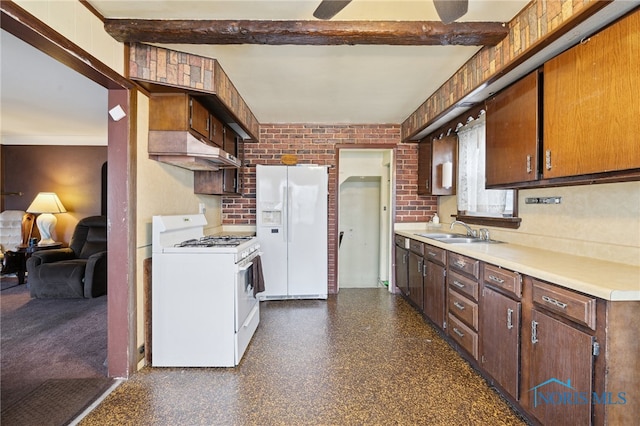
[151,214,261,367]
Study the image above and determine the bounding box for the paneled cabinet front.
[408,240,424,310]
[485,70,540,188]
[394,235,409,297]
[447,252,480,360]
[417,136,457,196]
[423,244,446,330]
[543,10,640,179]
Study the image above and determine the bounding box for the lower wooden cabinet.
[480,285,521,399]
[423,244,446,329]
[525,308,594,425]
[408,250,424,310]
[394,236,409,297]
[395,234,639,425]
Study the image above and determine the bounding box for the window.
[455,112,520,228]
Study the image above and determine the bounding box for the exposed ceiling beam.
[104,20,508,46]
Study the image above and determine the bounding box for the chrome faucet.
[450,220,477,237]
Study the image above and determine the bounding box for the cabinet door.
[417,141,433,195]
[209,114,225,148]
[527,309,594,425]
[418,137,457,195]
[408,251,424,311]
[222,169,238,193]
[543,10,640,178]
[395,246,409,297]
[424,261,446,329]
[189,97,211,141]
[480,286,521,399]
[485,70,540,187]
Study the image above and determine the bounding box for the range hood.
[148,131,241,171]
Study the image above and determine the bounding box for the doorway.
[1,3,136,378]
[337,148,393,290]
[339,177,381,287]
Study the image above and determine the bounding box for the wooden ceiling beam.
[104,20,508,46]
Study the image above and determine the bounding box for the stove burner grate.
[174,235,254,248]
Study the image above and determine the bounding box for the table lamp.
[26,192,67,246]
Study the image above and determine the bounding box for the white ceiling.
[90,0,529,124]
[0,0,530,146]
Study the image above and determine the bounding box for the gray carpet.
[1,281,110,424]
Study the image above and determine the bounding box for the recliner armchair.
[27,215,107,298]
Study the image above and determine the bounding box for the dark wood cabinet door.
[543,10,640,178]
[394,246,409,297]
[222,169,238,193]
[417,141,432,196]
[408,251,424,311]
[417,137,457,196]
[480,286,521,399]
[526,309,594,425]
[485,70,540,187]
[189,97,211,141]
[424,261,446,329]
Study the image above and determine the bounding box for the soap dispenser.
[432,213,440,225]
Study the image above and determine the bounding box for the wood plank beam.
[104,20,508,46]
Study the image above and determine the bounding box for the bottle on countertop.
[432,213,440,225]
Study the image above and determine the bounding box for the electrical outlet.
[198,203,206,214]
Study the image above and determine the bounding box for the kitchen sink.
[415,233,464,239]
[415,233,503,244]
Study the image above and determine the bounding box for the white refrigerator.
[256,164,328,300]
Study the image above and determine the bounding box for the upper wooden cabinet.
[543,10,640,179]
[417,135,457,196]
[485,70,541,187]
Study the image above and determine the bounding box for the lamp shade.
[26,192,67,214]
[26,192,66,246]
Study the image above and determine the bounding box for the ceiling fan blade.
[313,0,353,20]
[433,0,469,24]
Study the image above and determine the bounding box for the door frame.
[335,144,396,293]
[1,2,138,378]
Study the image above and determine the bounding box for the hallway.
[80,289,527,425]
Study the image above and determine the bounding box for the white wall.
[439,181,640,267]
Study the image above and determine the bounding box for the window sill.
[454,214,521,229]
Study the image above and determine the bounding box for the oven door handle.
[239,262,253,272]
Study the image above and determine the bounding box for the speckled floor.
[79,288,527,425]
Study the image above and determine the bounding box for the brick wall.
[222,124,437,293]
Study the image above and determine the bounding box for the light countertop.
[395,228,640,302]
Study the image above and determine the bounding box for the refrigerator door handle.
[281,185,288,243]
[287,185,293,243]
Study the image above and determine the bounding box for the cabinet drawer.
[448,270,479,301]
[483,264,522,298]
[394,235,406,247]
[448,289,478,330]
[448,313,478,359]
[532,279,596,330]
[448,252,479,279]
[409,239,424,256]
[424,244,446,266]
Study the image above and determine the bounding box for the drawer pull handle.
[454,301,466,311]
[454,260,466,268]
[531,320,539,344]
[488,275,505,284]
[453,328,465,338]
[507,308,513,330]
[452,281,465,289]
[428,251,438,257]
[541,295,568,309]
